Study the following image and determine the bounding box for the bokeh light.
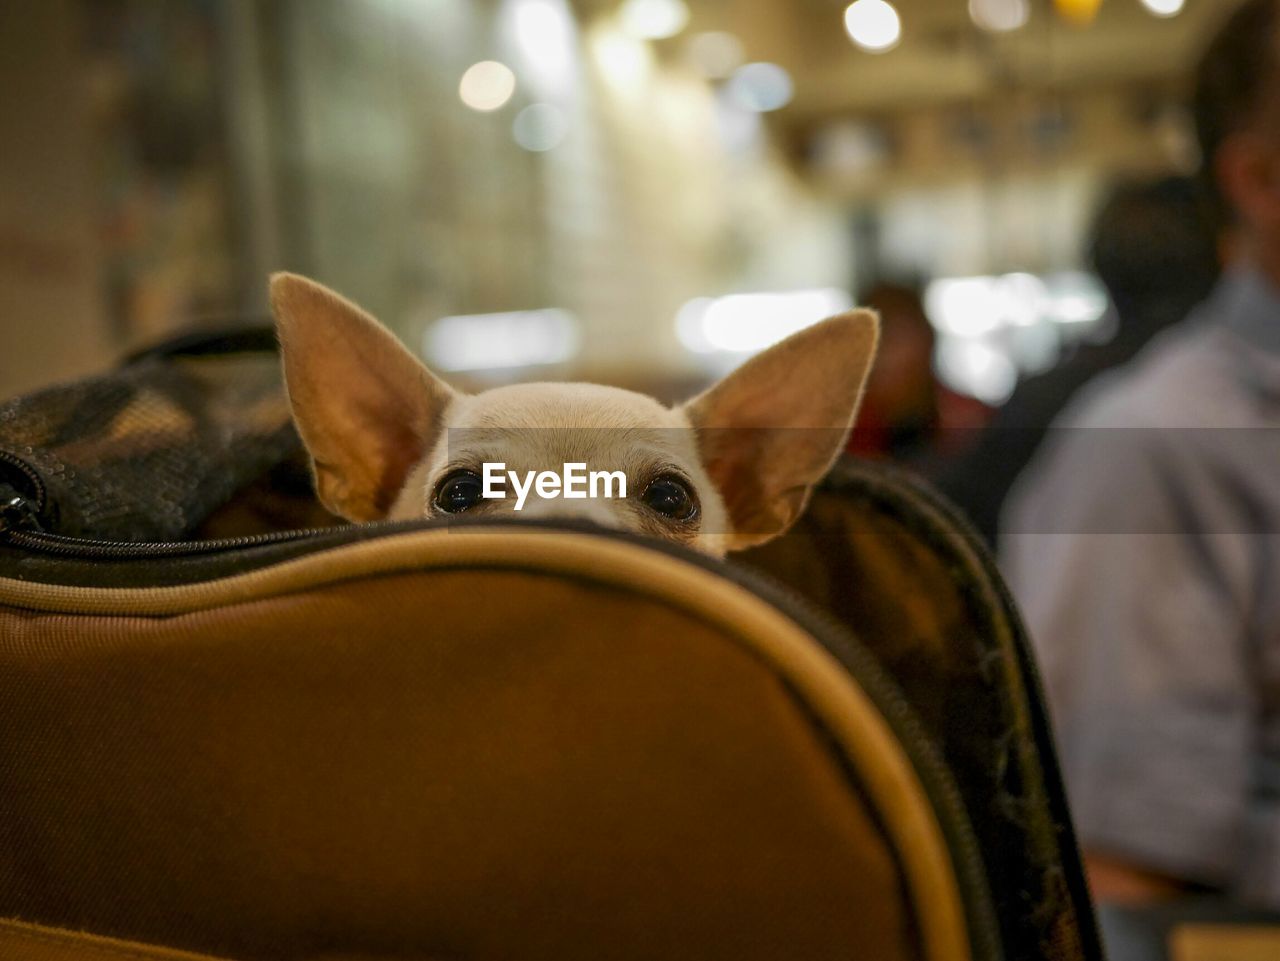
[686,31,744,80]
[619,0,690,41]
[513,102,569,151]
[458,61,517,112]
[676,290,852,354]
[591,26,653,96]
[1053,0,1103,25]
[843,0,902,53]
[969,0,1030,33]
[427,309,579,371]
[725,62,793,113]
[508,0,577,95]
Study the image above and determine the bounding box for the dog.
[271,273,878,557]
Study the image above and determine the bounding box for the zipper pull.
[0,489,40,536]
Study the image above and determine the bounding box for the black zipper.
[0,450,48,518]
[0,506,424,559]
[0,471,374,556]
[0,445,403,555]
[0,524,337,558]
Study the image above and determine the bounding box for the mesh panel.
[0,352,301,541]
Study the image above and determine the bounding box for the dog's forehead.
[436,383,700,469]
[446,383,690,431]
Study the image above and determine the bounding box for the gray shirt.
[1000,264,1280,907]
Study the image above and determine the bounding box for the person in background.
[937,176,1221,546]
[846,281,988,473]
[1001,0,1280,915]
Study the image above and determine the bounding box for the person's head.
[858,281,937,422]
[1088,176,1220,338]
[1194,0,1280,251]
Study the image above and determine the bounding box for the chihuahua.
[271,273,878,557]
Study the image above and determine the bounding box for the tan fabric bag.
[0,338,1099,960]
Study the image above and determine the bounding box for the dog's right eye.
[641,474,698,522]
[434,470,484,513]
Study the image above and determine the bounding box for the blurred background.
[6,7,1275,953]
[0,0,1215,411]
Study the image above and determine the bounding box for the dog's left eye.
[641,474,698,522]
[434,470,484,513]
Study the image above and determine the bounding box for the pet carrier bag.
[0,331,1103,961]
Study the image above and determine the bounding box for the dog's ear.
[683,310,878,550]
[270,272,456,522]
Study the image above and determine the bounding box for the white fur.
[271,273,879,558]
[387,382,736,554]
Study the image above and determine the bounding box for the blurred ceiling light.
[843,0,902,53]
[1051,293,1105,324]
[675,298,716,352]
[969,0,1029,32]
[998,272,1049,326]
[725,62,793,113]
[1053,0,1102,25]
[619,0,689,40]
[426,309,579,371]
[1140,0,1185,16]
[591,26,653,95]
[508,0,576,93]
[925,277,1003,338]
[1045,271,1108,324]
[675,289,853,354]
[926,272,1106,339]
[513,102,569,151]
[935,338,1017,405]
[686,30,744,79]
[458,61,517,112]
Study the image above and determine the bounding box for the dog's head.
[271,273,878,556]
